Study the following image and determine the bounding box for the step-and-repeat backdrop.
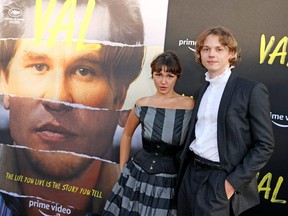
[0,0,287,215]
[165,0,288,215]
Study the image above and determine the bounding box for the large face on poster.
[0,0,169,215]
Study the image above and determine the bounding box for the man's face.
[200,34,234,78]
[1,2,129,179]
[4,39,123,109]
[4,95,120,179]
[3,1,125,109]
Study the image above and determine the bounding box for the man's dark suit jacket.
[177,72,275,215]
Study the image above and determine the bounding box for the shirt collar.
[205,67,232,84]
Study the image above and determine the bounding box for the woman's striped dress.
[102,106,192,216]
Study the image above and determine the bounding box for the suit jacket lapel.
[217,73,238,160]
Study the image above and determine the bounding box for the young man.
[0,0,145,215]
[177,26,274,216]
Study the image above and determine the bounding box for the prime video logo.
[270,112,288,127]
[179,39,196,52]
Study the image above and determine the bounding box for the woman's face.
[152,66,177,95]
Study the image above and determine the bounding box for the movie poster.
[0,0,169,215]
[2,0,286,215]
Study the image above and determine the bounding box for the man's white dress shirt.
[189,68,231,162]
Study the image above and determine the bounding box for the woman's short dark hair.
[150,50,182,79]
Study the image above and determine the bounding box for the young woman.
[102,51,194,216]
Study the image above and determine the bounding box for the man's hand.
[225,179,235,199]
